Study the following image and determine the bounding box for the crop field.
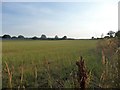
[2,40,117,88]
[2,1,120,89]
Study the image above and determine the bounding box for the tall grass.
[4,61,13,88]
[2,40,104,88]
[97,38,120,88]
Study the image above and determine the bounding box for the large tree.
[41,34,47,40]
[2,34,11,39]
[55,35,59,40]
[62,36,67,40]
[115,31,120,47]
[18,35,24,39]
[12,36,17,39]
[107,31,115,37]
[91,36,95,39]
[32,36,38,40]
[115,31,120,39]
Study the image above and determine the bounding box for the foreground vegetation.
[2,39,120,88]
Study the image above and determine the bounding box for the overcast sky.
[1,0,119,39]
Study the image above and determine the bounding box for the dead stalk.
[102,49,106,65]
[44,57,52,88]
[4,61,13,88]
[35,65,37,81]
[34,65,38,87]
[20,66,23,84]
[18,65,25,89]
[76,56,88,89]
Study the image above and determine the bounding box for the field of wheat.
[2,39,119,88]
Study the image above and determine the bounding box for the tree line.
[1,34,75,40]
[1,30,120,40]
[91,30,120,39]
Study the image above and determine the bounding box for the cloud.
[2,1,118,38]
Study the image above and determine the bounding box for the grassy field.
[2,40,103,88]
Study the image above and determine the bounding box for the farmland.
[2,39,119,88]
[2,1,119,89]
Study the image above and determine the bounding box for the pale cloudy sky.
[1,0,119,39]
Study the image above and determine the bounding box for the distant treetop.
[62,36,67,40]
[55,35,59,39]
[107,31,115,37]
[41,34,47,39]
[18,35,24,39]
[2,34,11,39]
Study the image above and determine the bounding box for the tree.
[115,31,120,47]
[18,35,24,39]
[2,34,11,39]
[55,35,59,40]
[115,31,120,39]
[41,34,47,40]
[12,36,17,39]
[32,36,38,40]
[91,36,94,39]
[107,31,115,37]
[62,36,67,40]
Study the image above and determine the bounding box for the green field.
[2,40,103,88]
